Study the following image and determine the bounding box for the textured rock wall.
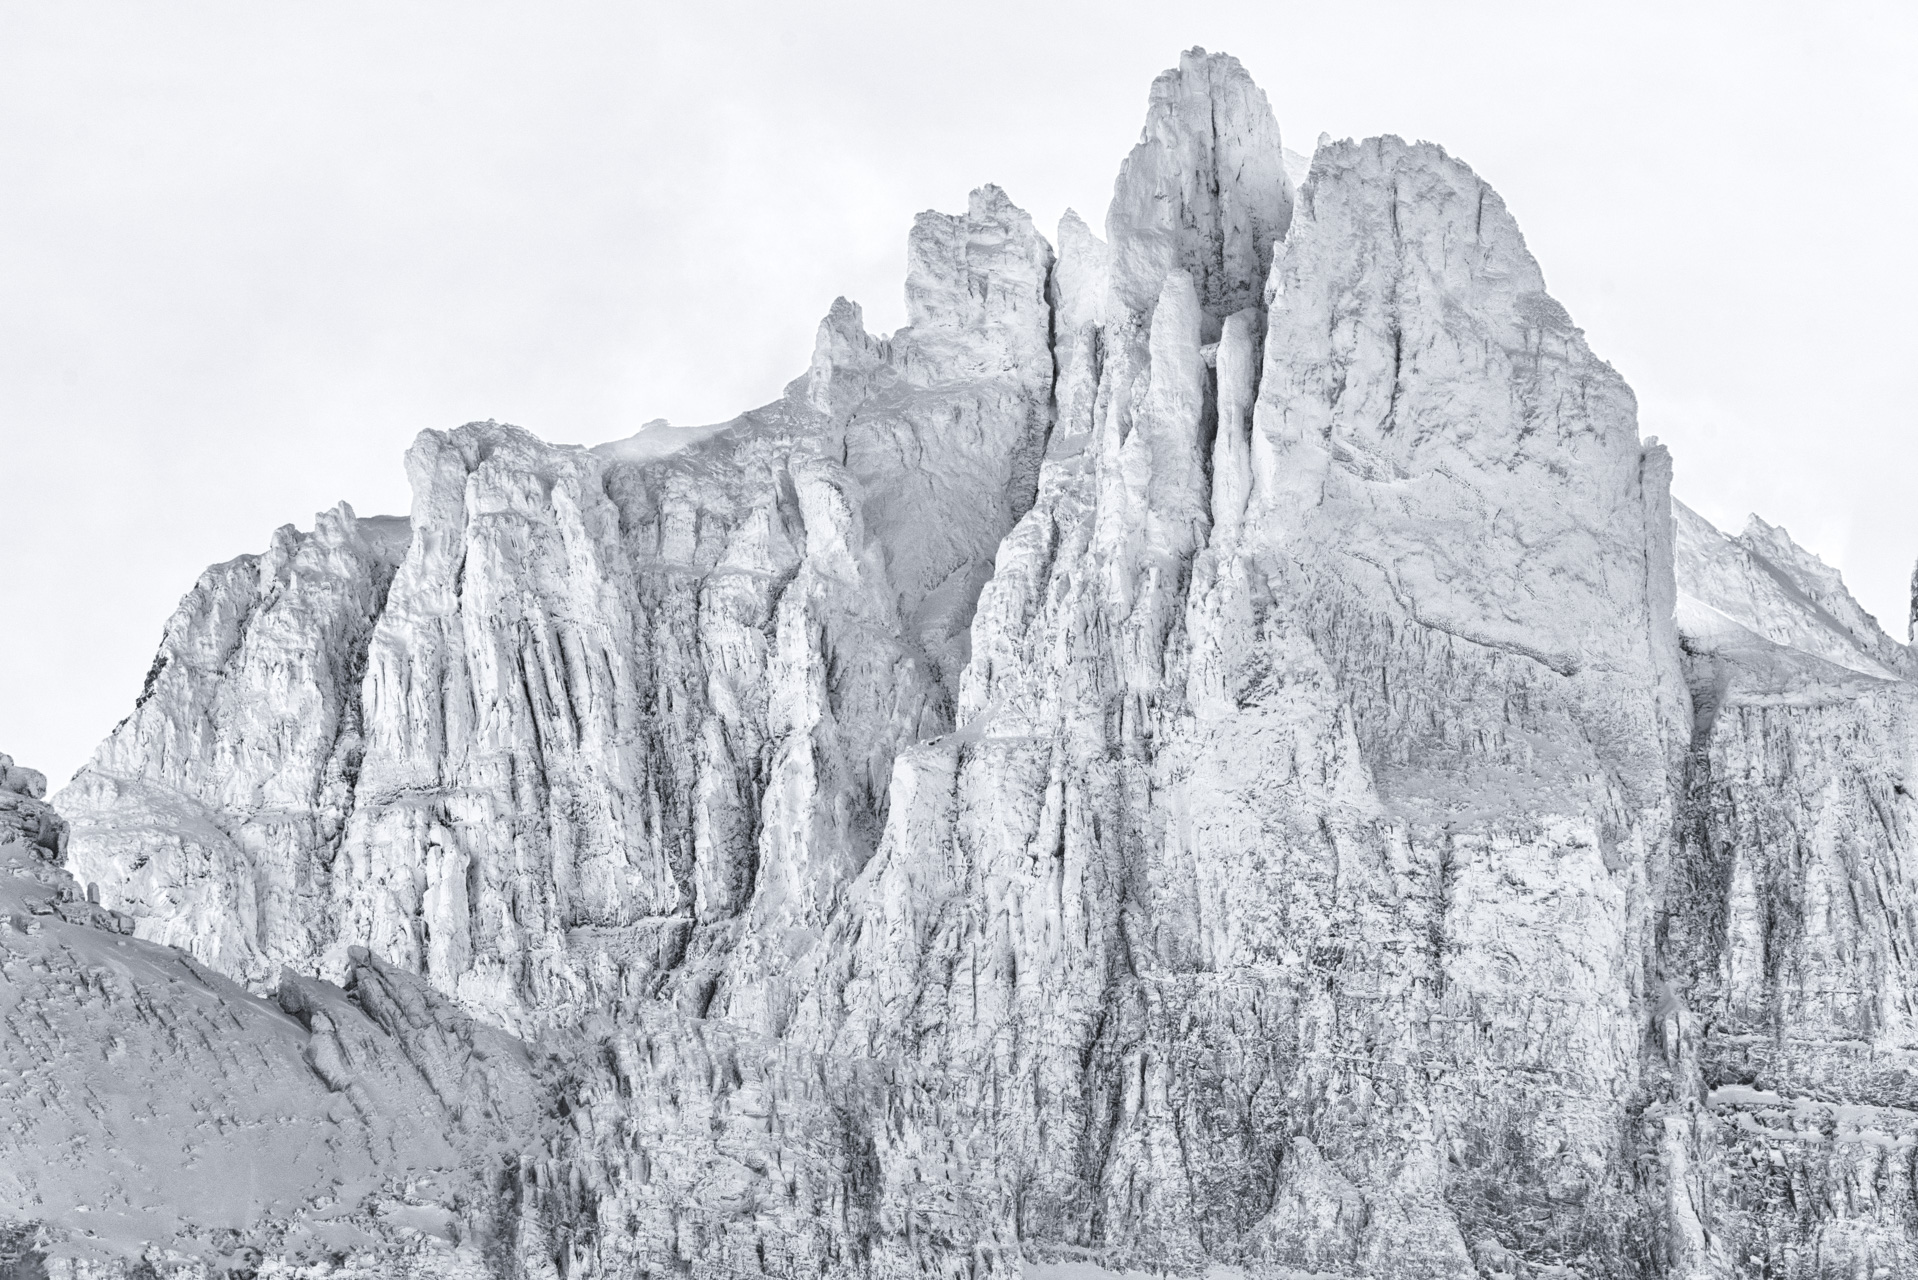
[779,116,1686,1278]
[57,505,408,980]
[1,766,550,1279]
[1661,510,1918,1279]
[0,750,64,858]
[37,44,1918,1280]
[64,186,1054,1038]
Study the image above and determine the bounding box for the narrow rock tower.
[1106,46,1293,326]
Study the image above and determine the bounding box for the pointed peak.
[821,295,866,332]
[805,297,885,419]
[1739,512,1838,576]
[1052,208,1110,332]
[967,183,1015,218]
[902,186,1051,353]
[1106,49,1293,323]
[1170,45,1255,87]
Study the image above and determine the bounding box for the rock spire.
[1106,46,1294,325]
[28,47,1918,1280]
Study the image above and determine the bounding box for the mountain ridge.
[12,45,1918,1280]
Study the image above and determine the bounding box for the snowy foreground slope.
[22,47,1918,1280]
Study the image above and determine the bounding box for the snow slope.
[0,824,546,1277]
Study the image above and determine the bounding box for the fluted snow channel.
[15,45,1916,1280]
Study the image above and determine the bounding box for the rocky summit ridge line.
[12,46,1918,1280]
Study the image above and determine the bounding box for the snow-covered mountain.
[12,46,1918,1279]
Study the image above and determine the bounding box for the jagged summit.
[1106,46,1293,324]
[21,46,1918,1280]
[1676,499,1916,682]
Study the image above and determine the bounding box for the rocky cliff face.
[777,119,1689,1278]
[63,182,1054,1037]
[1659,505,1918,1279]
[0,750,65,859]
[2,773,550,1278]
[29,45,1918,1280]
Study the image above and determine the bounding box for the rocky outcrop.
[781,122,1685,1278]
[1676,502,1917,683]
[33,44,1918,1280]
[63,185,1055,1037]
[1,751,550,1279]
[1105,46,1293,323]
[55,505,410,982]
[1662,510,1918,1278]
[0,750,64,863]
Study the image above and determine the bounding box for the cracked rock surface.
[16,45,1918,1280]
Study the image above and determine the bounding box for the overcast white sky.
[3,1,1914,784]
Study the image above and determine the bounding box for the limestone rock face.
[1,754,545,1278]
[63,183,1055,1037]
[32,44,1918,1280]
[1664,508,1918,1278]
[1676,500,1917,681]
[0,750,63,858]
[58,505,409,978]
[788,124,1684,1279]
[1106,47,1293,323]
